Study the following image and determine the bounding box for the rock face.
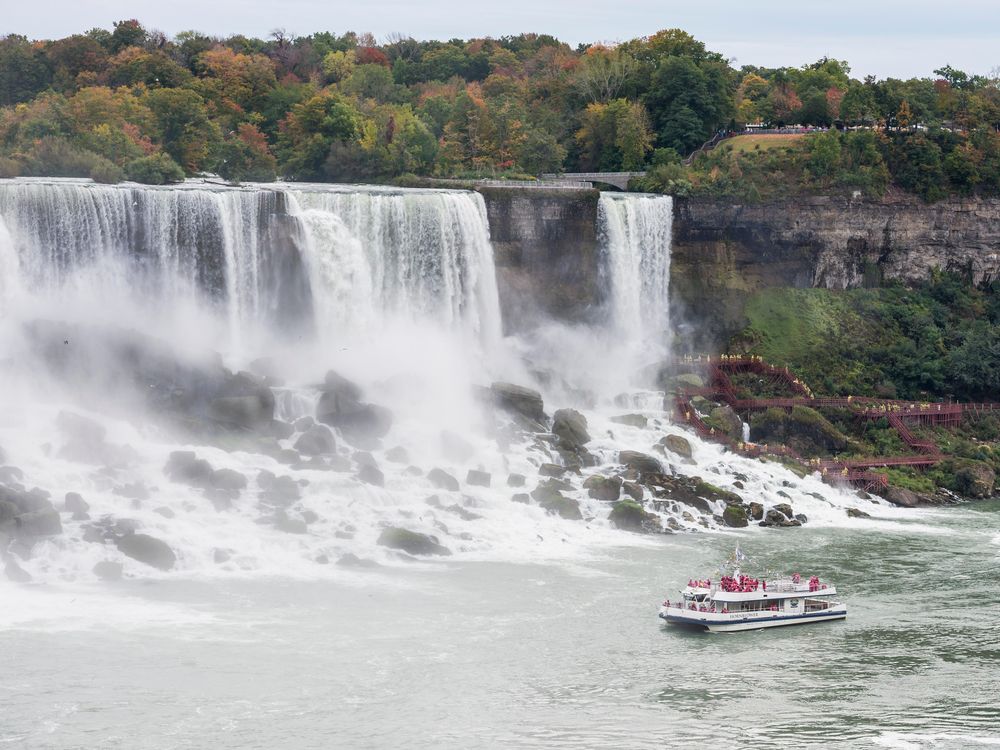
[954,464,995,499]
[481,187,602,331]
[671,195,1000,350]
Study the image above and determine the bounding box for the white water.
[0,178,901,586]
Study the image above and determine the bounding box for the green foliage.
[124,153,185,184]
[734,274,1000,401]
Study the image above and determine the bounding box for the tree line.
[0,20,998,197]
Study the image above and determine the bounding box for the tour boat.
[658,571,847,632]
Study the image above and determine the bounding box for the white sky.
[4,0,998,79]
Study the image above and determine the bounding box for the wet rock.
[538,463,566,478]
[256,470,301,506]
[490,382,546,426]
[611,414,648,428]
[211,468,248,493]
[301,510,320,524]
[358,463,385,487]
[273,511,308,534]
[316,371,392,447]
[385,446,409,463]
[846,507,872,519]
[511,493,530,504]
[954,464,995,499]
[759,509,802,528]
[773,503,794,518]
[622,481,643,502]
[536,493,582,520]
[0,466,24,484]
[618,451,663,476]
[507,473,526,487]
[164,451,214,486]
[441,431,475,463]
[15,509,63,537]
[710,405,743,440]
[722,504,749,528]
[583,475,621,502]
[294,424,337,456]
[794,513,808,524]
[466,470,491,488]
[115,533,176,570]
[776,490,792,500]
[376,527,451,556]
[674,373,705,390]
[608,499,660,533]
[336,553,381,568]
[64,492,90,519]
[748,502,764,521]
[93,560,123,581]
[268,421,295,440]
[4,559,31,583]
[293,416,316,432]
[659,434,693,459]
[552,409,590,449]
[427,468,460,491]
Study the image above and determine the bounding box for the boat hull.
[660,609,847,632]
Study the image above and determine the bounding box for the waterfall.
[598,193,674,349]
[0,179,502,357]
[287,186,502,351]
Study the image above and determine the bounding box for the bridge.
[539,172,646,190]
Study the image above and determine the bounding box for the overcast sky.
[5,0,998,79]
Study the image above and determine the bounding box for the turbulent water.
[1,178,995,749]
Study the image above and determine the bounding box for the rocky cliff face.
[478,187,602,332]
[670,195,1000,351]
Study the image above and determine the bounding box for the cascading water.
[598,193,674,350]
[0,178,898,587]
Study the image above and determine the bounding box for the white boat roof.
[682,579,837,601]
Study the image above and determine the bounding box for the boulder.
[4,559,31,583]
[93,560,123,581]
[294,424,337,456]
[210,468,248,493]
[15,509,63,537]
[722,504,749,528]
[608,499,660,532]
[759,509,802,528]
[710,405,744,440]
[357,464,385,487]
[622,481,644,502]
[316,372,392,446]
[376,527,451,556]
[490,382,546,425]
[748,502,764,521]
[552,409,590,450]
[536,493,582,520]
[256,470,301,505]
[611,414,648,428]
[385,446,409,463]
[511,493,530,504]
[674,373,705,390]
[659,434,693,460]
[427,468,460,492]
[954,464,995,499]
[64,492,90,519]
[773,503,794,519]
[751,406,848,456]
[618,451,663,476]
[115,533,176,570]
[466,470,491,488]
[507,473,526,487]
[336,553,381,568]
[885,487,923,508]
[538,463,566,478]
[583,475,622,502]
[163,451,214,486]
[846,507,872,519]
